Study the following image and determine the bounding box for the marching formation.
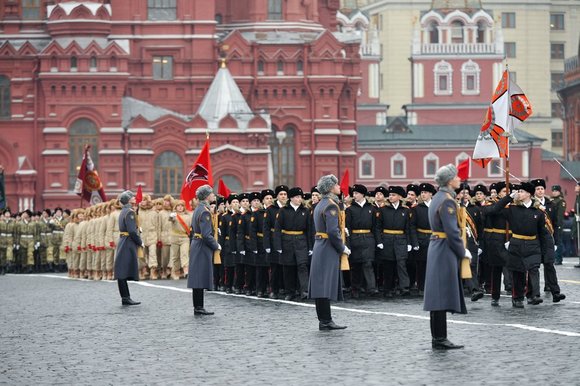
[0,176,569,311]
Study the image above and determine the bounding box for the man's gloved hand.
[504,241,510,250]
[407,244,412,252]
[217,228,221,236]
[265,248,271,254]
[239,250,246,255]
[464,248,472,261]
[252,250,258,254]
[554,245,558,251]
[218,244,222,251]
[478,248,483,256]
[34,242,40,250]
[510,191,517,199]
[412,246,420,251]
[377,243,384,250]
[343,246,351,255]
[345,228,350,237]
[308,250,313,256]
[276,250,282,254]
[169,212,177,219]
[16,245,20,250]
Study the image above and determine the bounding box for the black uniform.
[249,207,269,297]
[236,210,255,294]
[345,200,379,297]
[263,202,283,297]
[464,201,484,297]
[538,197,560,294]
[274,203,311,300]
[410,201,431,292]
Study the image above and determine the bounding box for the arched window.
[477,21,486,43]
[428,21,439,43]
[461,59,480,95]
[277,59,284,75]
[423,152,439,178]
[268,0,282,20]
[433,60,453,96]
[216,175,243,193]
[359,153,375,179]
[70,56,78,71]
[269,125,295,186]
[390,153,406,178]
[22,0,41,20]
[257,60,264,75]
[154,151,183,196]
[450,20,464,43]
[69,119,98,190]
[0,76,10,119]
[90,55,97,70]
[455,152,469,166]
[296,60,303,75]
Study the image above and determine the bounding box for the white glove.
[141,242,145,248]
[169,212,177,219]
[139,227,143,233]
[217,244,222,251]
[407,244,412,252]
[504,241,510,250]
[218,228,221,236]
[576,215,580,222]
[16,245,20,250]
[265,248,271,254]
[252,250,258,254]
[308,250,313,256]
[345,228,350,237]
[554,245,558,251]
[343,246,351,255]
[477,248,483,256]
[34,242,40,250]
[377,243,384,250]
[276,250,282,254]
[510,191,517,199]
[413,246,419,251]
[464,248,472,261]
[239,250,246,255]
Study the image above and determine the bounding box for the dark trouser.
[416,260,427,291]
[511,270,526,300]
[315,298,331,322]
[235,263,246,289]
[543,263,561,294]
[283,265,297,296]
[350,262,365,292]
[213,264,223,289]
[503,267,512,290]
[396,258,410,289]
[479,260,492,292]
[117,279,130,299]
[490,265,503,300]
[245,265,256,293]
[382,261,397,292]
[351,261,377,292]
[192,288,204,309]
[255,266,269,294]
[363,261,377,291]
[269,263,283,294]
[430,311,447,339]
[297,263,309,295]
[525,267,540,299]
[223,266,235,289]
[406,260,417,289]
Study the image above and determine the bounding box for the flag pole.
[504,65,511,241]
[79,144,89,209]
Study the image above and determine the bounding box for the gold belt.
[383,229,404,235]
[270,228,275,232]
[225,236,230,240]
[120,232,129,237]
[257,232,264,238]
[351,229,371,234]
[512,233,536,240]
[245,235,250,240]
[417,228,432,234]
[282,230,304,235]
[315,232,328,239]
[484,228,512,234]
[431,231,447,239]
[194,233,202,239]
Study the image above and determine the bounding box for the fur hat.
[530,178,546,189]
[519,181,535,196]
[275,185,289,196]
[473,184,489,196]
[173,199,186,211]
[317,174,338,195]
[288,187,304,198]
[434,164,457,187]
[196,184,213,201]
[261,189,275,200]
[118,190,134,205]
[374,186,388,196]
[388,186,406,198]
[419,183,437,195]
[406,184,420,196]
[227,194,239,204]
[352,184,368,196]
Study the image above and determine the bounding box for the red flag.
[135,184,143,205]
[181,137,213,210]
[340,169,350,197]
[218,178,231,198]
[73,145,106,205]
[457,158,470,181]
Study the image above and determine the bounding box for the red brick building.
[0,0,361,210]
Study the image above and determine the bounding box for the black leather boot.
[194,307,214,315]
[121,297,141,306]
[432,338,464,350]
[319,320,347,331]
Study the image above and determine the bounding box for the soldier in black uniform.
[263,185,288,299]
[238,192,262,295]
[251,190,273,298]
[459,184,485,301]
[412,183,436,295]
[531,178,565,302]
[346,184,380,298]
[274,187,311,301]
[233,193,250,294]
[472,184,490,294]
[221,194,239,293]
[405,184,420,291]
[376,186,417,297]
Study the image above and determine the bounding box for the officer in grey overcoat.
[114,190,142,306]
[308,174,350,330]
[423,164,470,349]
[187,185,221,315]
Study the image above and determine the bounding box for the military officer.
[0,208,15,274]
[412,183,437,295]
[252,190,273,297]
[309,174,350,330]
[236,193,252,294]
[263,185,288,299]
[188,185,220,315]
[550,185,566,264]
[220,194,239,292]
[49,207,68,272]
[169,200,192,279]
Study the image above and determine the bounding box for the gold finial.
[220,57,226,68]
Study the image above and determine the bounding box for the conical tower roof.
[197,61,252,124]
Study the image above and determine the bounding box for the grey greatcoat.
[114,205,142,281]
[187,203,220,289]
[423,189,467,314]
[308,196,345,301]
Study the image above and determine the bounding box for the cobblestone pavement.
[2,259,580,385]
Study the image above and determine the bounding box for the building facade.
[0,0,362,210]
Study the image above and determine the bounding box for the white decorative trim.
[341,130,358,136]
[50,182,63,188]
[99,149,125,155]
[314,150,340,155]
[15,170,37,175]
[128,149,154,155]
[299,150,312,156]
[106,182,119,187]
[184,128,270,134]
[186,144,270,155]
[433,60,453,96]
[423,152,439,178]
[487,158,503,178]
[455,152,470,165]
[390,153,406,178]
[42,149,69,155]
[314,129,341,135]
[100,127,124,133]
[127,128,154,134]
[461,59,481,95]
[43,127,67,134]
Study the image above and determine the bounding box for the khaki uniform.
[62,220,77,275]
[158,209,172,277]
[0,218,15,267]
[170,211,192,277]
[49,216,67,265]
[75,220,88,276]
[16,219,38,268]
[140,207,160,271]
[105,208,121,277]
[38,217,52,265]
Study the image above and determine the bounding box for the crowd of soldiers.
[0,179,575,307]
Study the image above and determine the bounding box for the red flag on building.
[135,184,143,205]
[181,137,213,210]
[74,145,106,205]
[340,169,350,197]
[218,178,231,198]
[457,158,470,181]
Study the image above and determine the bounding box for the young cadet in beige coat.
[139,195,161,280]
[105,199,122,280]
[156,195,174,279]
[169,199,191,279]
